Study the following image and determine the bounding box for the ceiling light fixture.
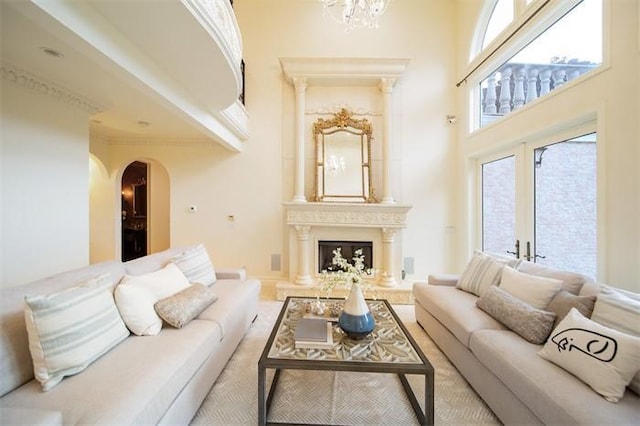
[40,47,64,58]
[320,0,391,32]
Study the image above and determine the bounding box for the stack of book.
[294,318,334,349]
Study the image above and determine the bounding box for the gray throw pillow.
[477,286,556,344]
[154,283,218,328]
[546,290,596,328]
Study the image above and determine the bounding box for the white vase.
[338,284,375,339]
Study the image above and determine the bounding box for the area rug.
[191,301,500,425]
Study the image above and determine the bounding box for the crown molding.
[107,137,215,147]
[1,61,104,114]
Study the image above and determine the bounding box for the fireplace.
[318,240,373,273]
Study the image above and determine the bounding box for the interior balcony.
[1,0,248,150]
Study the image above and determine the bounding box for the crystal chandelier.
[321,0,392,31]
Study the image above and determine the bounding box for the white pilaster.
[292,77,307,203]
[294,225,313,285]
[379,78,395,204]
[378,227,397,287]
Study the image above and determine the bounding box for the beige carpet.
[191,301,501,425]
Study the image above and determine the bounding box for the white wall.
[454,0,640,291]
[1,81,90,288]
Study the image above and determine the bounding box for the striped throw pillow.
[171,244,217,286]
[457,251,517,297]
[24,273,130,391]
[591,288,640,395]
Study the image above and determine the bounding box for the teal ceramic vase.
[339,284,375,339]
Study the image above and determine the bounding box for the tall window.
[482,0,513,50]
[477,0,602,128]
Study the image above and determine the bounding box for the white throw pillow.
[591,288,640,395]
[171,244,217,286]
[24,273,130,391]
[499,266,562,310]
[456,251,518,297]
[119,262,191,299]
[539,308,640,402]
[114,284,162,336]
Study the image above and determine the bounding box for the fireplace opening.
[318,240,373,273]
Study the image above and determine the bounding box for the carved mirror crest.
[312,108,376,203]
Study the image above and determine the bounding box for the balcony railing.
[481,62,598,126]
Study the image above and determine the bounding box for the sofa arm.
[428,274,460,286]
[215,267,247,281]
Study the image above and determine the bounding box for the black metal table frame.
[258,297,434,426]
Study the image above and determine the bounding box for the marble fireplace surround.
[281,202,411,299]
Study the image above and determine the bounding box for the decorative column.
[484,73,497,114]
[378,227,398,287]
[292,77,307,203]
[379,78,396,204]
[294,225,313,286]
[498,67,512,114]
[512,67,526,110]
[526,68,539,104]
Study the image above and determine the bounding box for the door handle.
[525,241,532,261]
[506,240,520,258]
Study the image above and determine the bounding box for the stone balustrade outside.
[481,62,598,126]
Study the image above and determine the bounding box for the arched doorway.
[121,161,148,261]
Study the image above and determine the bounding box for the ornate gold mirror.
[312,108,376,203]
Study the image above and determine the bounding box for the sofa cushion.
[477,286,556,344]
[114,283,162,336]
[499,266,562,309]
[155,284,218,328]
[24,273,130,391]
[470,329,640,424]
[0,319,222,425]
[517,261,588,295]
[456,251,518,297]
[196,279,261,340]
[0,261,125,398]
[590,288,640,395]
[413,282,506,348]
[547,290,596,328]
[119,262,191,300]
[539,308,640,402]
[171,244,217,286]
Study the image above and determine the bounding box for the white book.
[295,321,334,350]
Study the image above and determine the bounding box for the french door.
[479,132,597,278]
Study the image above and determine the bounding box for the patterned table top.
[266,297,425,365]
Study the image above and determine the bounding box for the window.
[482,0,513,50]
[477,0,602,128]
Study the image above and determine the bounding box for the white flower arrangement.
[319,247,373,293]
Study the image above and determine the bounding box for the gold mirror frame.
[312,108,377,203]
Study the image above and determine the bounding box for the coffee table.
[258,296,434,425]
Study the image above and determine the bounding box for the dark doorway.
[121,161,148,261]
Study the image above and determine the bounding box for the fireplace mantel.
[285,202,411,228]
[284,202,411,290]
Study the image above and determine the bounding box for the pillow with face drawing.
[538,308,640,402]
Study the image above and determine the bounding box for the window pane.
[482,0,514,50]
[534,134,597,278]
[482,156,516,257]
[479,0,602,128]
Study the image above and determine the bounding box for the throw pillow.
[114,283,162,336]
[154,283,218,328]
[590,289,640,395]
[517,261,587,295]
[499,266,562,310]
[538,308,640,402]
[24,273,130,391]
[456,251,518,297]
[171,244,217,286]
[547,290,596,328]
[118,262,191,300]
[477,286,556,344]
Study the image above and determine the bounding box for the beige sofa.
[413,260,640,425]
[0,245,260,425]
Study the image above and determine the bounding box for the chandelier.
[320,0,392,31]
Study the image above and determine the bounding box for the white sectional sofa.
[0,244,260,425]
[413,253,640,425]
